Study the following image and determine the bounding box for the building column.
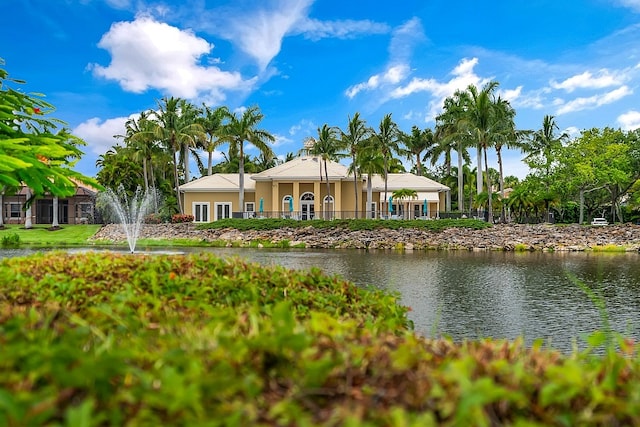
[313,181,320,217]
[334,181,342,219]
[293,182,300,211]
[271,182,279,217]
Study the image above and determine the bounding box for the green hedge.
[197,218,491,232]
[0,252,639,426]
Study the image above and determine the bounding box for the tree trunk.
[52,196,59,228]
[24,188,32,229]
[324,160,332,219]
[497,147,505,223]
[457,142,464,213]
[366,173,373,219]
[173,149,183,214]
[239,142,245,217]
[142,157,149,191]
[484,146,493,224]
[183,145,190,183]
[476,144,483,195]
[208,148,213,176]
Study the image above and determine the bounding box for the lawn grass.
[0,224,102,246]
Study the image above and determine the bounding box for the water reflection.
[3,247,640,352]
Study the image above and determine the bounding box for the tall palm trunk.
[496,146,505,223]
[457,141,464,213]
[238,141,245,215]
[52,196,59,228]
[352,153,358,219]
[183,145,190,182]
[171,139,183,214]
[483,145,493,223]
[324,159,331,218]
[366,172,373,219]
[142,157,149,191]
[476,144,483,195]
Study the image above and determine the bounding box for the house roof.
[369,174,450,192]
[251,156,352,181]
[180,174,256,192]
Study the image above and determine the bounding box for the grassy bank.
[1,251,640,425]
[0,224,102,246]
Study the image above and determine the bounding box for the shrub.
[1,252,639,426]
[171,214,194,223]
[144,213,163,224]
[1,232,20,247]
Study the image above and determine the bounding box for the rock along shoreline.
[90,223,640,252]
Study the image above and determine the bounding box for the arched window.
[323,195,334,220]
[300,192,315,220]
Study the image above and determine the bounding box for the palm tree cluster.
[95,83,640,223]
[97,98,275,216]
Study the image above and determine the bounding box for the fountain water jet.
[97,186,157,253]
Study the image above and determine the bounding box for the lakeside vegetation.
[197,217,492,232]
[1,251,640,425]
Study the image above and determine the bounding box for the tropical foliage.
[89,76,640,224]
[0,59,99,201]
[2,251,640,425]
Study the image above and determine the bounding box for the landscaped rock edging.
[89,223,640,251]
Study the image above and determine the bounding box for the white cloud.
[224,0,312,70]
[90,15,248,101]
[617,110,640,130]
[390,57,491,121]
[345,64,410,98]
[499,86,522,103]
[295,18,389,41]
[388,17,425,63]
[613,0,640,12]
[73,116,129,155]
[550,69,624,92]
[289,119,317,136]
[555,85,632,115]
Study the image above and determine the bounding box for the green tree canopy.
[0,59,99,199]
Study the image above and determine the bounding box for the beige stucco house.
[179,156,450,222]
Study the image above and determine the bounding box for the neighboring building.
[1,183,97,225]
[179,156,450,222]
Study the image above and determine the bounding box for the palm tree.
[357,140,385,218]
[371,114,402,216]
[116,110,159,192]
[524,115,568,182]
[219,106,275,215]
[309,124,343,214]
[199,105,229,176]
[459,81,514,223]
[436,91,473,213]
[402,125,433,177]
[392,188,418,219]
[492,96,524,221]
[523,115,568,221]
[340,112,371,219]
[151,97,205,214]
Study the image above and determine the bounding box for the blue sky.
[3,0,640,180]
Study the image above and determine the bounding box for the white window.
[214,202,231,221]
[193,202,210,223]
[245,202,255,218]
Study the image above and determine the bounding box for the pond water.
[4,247,640,352]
